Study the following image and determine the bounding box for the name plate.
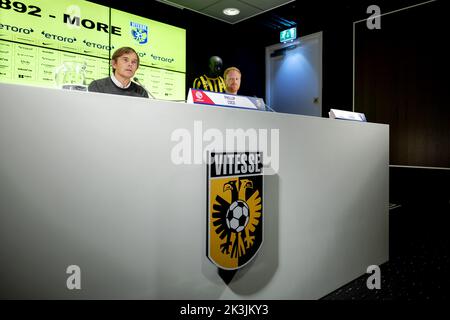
[329,109,367,122]
[187,89,264,110]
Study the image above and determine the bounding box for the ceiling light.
[223,8,240,16]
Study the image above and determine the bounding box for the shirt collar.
[111,73,131,89]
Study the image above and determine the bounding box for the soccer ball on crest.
[226,200,250,233]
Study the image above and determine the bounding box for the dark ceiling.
[88,0,431,32]
[154,0,296,24]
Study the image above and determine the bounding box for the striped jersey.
[193,75,226,93]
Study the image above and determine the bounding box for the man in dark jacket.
[88,47,149,98]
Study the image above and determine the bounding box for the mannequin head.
[207,56,223,78]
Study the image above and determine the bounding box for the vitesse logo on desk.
[207,152,263,270]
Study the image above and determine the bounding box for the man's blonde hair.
[223,67,241,79]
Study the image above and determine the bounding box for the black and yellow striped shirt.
[193,74,226,93]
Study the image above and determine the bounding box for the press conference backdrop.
[0,0,186,100]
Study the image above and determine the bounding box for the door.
[266,31,322,116]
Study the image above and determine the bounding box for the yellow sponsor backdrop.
[0,0,111,57]
[0,0,186,99]
[111,8,186,73]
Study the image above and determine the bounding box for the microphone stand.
[253,95,276,112]
[264,103,276,112]
[133,77,156,99]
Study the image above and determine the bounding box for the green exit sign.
[280,27,297,43]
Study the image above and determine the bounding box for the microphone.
[264,103,276,112]
[133,77,155,99]
[253,96,276,112]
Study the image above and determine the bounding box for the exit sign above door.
[280,27,297,43]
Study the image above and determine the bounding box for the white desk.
[0,83,389,299]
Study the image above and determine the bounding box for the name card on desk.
[187,89,265,110]
[329,109,367,122]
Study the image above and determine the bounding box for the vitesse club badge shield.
[207,152,263,270]
[130,22,148,45]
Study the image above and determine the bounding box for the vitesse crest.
[130,22,148,45]
[207,152,263,270]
